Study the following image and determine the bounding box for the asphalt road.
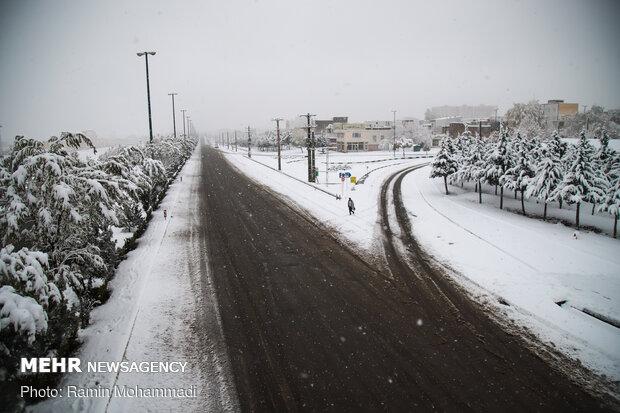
[199,145,611,412]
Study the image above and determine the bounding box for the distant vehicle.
[214,144,219,148]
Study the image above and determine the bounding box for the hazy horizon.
[1,0,619,146]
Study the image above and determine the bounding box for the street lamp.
[168,92,178,139]
[137,51,156,143]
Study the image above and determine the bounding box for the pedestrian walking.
[348,198,355,215]
[163,209,168,220]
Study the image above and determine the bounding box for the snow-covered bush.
[0,132,197,383]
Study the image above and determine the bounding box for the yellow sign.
[350,176,357,184]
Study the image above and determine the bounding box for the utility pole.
[227,131,230,149]
[247,126,252,158]
[180,109,187,139]
[168,92,177,139]
[137,51,156,143]
[272,118,283,171]
[234,130,238,151]
[186,117,191,139]
[392,110,397,159]
[299,113,316,182]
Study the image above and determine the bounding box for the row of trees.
[430,130,620,236]
[0,133,196,385]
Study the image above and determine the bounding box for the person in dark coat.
[348,198,355,215]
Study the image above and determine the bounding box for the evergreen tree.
[525,143,563,219]
[430,137,458,195]
[455,135,486,203]
[598,153,620,237]
[550,132,607,228]
[501,134,535,215]
[484,131,510,209]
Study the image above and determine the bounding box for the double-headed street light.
[137,51,156,142]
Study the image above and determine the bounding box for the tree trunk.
[559,198,563,209]
[614,212,618,238]
[500,187,504,210]
[521,190,525,215]
[514,189,517,199]
[478,179,482,204]
[576,202,580,228]
[495,185,497,195]
[444,176,449,195]
[591,203,596,215]
[474,182,478,192]
[543,202,547,220]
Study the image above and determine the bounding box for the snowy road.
[200,145,612,411]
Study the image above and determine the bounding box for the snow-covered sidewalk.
[402,166,620,382]
[35,147,237,412]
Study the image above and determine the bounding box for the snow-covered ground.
[223,145,620,388]
[402,169,620,383]
[35,147,237,412]
[222,147,433,250]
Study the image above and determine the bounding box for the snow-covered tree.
[454,135,485,203]
[484,131,511,208]
[596,130,616,174]
[598,153,620,237]
[550,132,608,228]
[430,137,458,195]
[525,141,564,219]
[501,133,535,214]
[564,105,620,139]
[504,101,547,139]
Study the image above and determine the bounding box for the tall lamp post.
[137,51,156,142]
[391,109,397,159]
[186,117,191,139]
[180,109,187,139]
[168,92,178,139]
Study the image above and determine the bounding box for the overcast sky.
[0,0,619,145]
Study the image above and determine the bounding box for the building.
[425,105,498,121]
[542,99,578,130]
[315,116,348,134]
[328,122,374,152]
